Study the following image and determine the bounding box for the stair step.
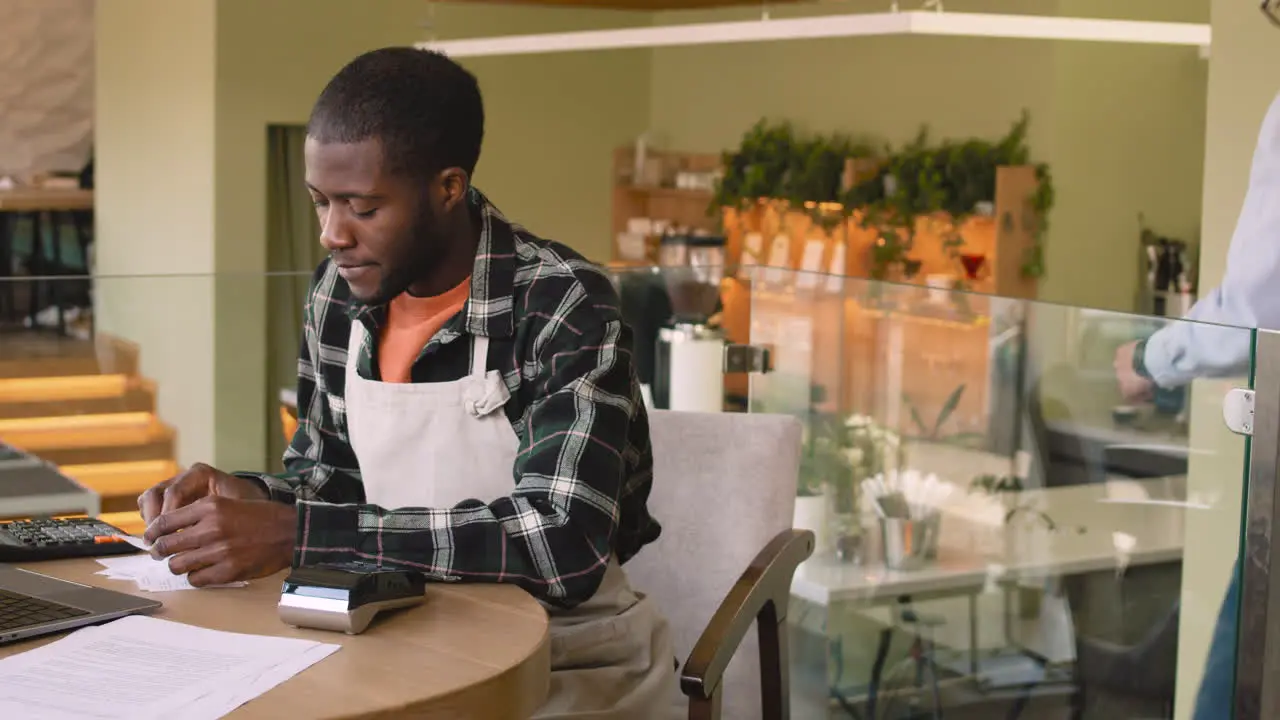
[0,335,139,379]
[0,413,176,467]
[0,374,129,402]
[60,460,177,504]
[0,376,156,419]
[0,411,155,437]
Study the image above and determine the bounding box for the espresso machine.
[648,234,770,411]
[651,234,727,412]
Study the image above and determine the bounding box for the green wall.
[98,0,1210,469]
[211,0,653,469]
[98,0,653,469]
[650,0,1207,312]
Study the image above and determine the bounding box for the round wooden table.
[1,559,551,718]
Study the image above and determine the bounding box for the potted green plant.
[969,472,1055,618]
[832,414,906,562]
[840,112,1055,281]
[902,384,985,449]
[794,409,907,563]
[796,418,839,555]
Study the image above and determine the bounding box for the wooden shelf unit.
[611,147,722,263]
[609,150,1043,438]
[722,163,1042,300]
[720,164,1042,433]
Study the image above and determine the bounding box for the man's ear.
[438,167,470,213]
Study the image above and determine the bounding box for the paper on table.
[95,555,247,593]
[96,554,162,578]
[0,615,339,720]
[116,533,152,551]
[175,643,341,720]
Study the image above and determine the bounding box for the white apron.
[345,322,679,719]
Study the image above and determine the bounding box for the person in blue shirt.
[1114,89,1280,396]
[1112,83,1280,720]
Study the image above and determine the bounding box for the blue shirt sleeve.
[1143,92,1280,388]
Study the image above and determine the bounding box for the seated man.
[138,47,677,719]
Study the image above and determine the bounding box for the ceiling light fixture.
[415,10,1211,59]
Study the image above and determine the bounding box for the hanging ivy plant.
[1024,163,1055,278]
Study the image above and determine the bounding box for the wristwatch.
[1131,338,1153,381]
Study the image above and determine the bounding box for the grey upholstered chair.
[628,410,813,719]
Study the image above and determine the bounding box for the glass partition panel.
[0,268,1265,717]
[735,269,1254,720]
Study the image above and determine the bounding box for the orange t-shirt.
[378,276,471,383]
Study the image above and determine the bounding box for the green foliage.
[713,111,1056,281]
[1024,163,1056,277]
[712,120,875,225]
[969,473,1057,529]
[797,409,905,512]
[906,384,967,440]
[712,119,797,210]
[970,473,1025,494]
[798,411,848,498]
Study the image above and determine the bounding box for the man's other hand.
[1114,340,1155,403]
[143,496,296,587]
[137,463,268,527]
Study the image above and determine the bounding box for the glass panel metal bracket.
[1236,330,1280,720]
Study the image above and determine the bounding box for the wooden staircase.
[0,334,178,533]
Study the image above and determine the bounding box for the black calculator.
[0,517,142,563]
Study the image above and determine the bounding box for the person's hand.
[137,463,268,527]
[143,496,296,587]
[1114,340,1155,403]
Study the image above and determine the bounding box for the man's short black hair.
[307,48,484,180]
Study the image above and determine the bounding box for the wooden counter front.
[0,559,551,719]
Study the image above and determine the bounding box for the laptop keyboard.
[0,587,89,632]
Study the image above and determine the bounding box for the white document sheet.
[116,534,152,552]
[95,554,247,593]
[0,615,339,720]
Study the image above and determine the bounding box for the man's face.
[304,137,442,304]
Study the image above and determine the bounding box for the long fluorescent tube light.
[416,11,1210,59]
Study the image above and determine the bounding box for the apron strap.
[470,335,490,378]
[347,319,366,374]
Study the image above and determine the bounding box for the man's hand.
[137,463,268,527]
[1114,340,1156,403]
[143,496,296,587]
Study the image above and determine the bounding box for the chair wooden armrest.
[679,528,815,720]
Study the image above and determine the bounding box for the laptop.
[0,564,161,645]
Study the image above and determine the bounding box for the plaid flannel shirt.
[239,188,660,608]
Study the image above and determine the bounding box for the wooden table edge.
[342,628,552,719]
[2,559,552,719]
